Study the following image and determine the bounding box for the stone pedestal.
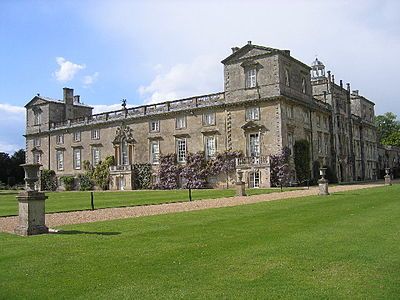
[235,169,246,196]
[318,178,329,195]
[384,168,392,186]
[15,191,48,236]
[318,168,329,196]
[235,182,246,196]
[384,175,392,186]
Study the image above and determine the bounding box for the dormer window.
[245,68,257,88]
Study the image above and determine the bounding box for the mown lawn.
[1,185,399,299]
[0,187,295,217]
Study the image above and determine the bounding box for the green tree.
[382,131,400,147]
[91,156,114,190]
[374,112,400,144]
[294,139,311,183]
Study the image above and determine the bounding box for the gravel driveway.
[0,182,389,234]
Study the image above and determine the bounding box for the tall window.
[33,137,41,147]
[205,136,216,158]
[288,132,294,155]
[33,110,41,125]
[245,68,257,88]
[248,133,260,157]
[203,112,216,126]
[302,77,307,93]
[33,152,41,164]
[246,107,260,121]
[150,141,160,164]
[285,68,290,86]
[56,134,64,144]
[120,140,129,165]
[176,138,187,163]
[56,150,64,171]
[73,148,81,170]
[91,129,100,140]
[176,116,186,129]
[318,132,322,153]
[73,131,81,142]
[249,170,260,188]
[287,105,294,119]
[149,120,160,132]
[324,134,329,155]
[92,148,101,166]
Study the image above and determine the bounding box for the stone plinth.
[318,178,329,195]
[14,191,48,236]
[235,181,246,196]
[384,175,392,186]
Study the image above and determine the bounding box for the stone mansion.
[25,41,378,190]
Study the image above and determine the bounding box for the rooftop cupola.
[311,57,326,80]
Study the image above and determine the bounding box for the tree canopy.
[375,112,400,147]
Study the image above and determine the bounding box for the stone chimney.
[73,95,80,104]
[63,88,74,105]
[352,90,359,96]
[231,47,240,53]
[63,88,74,120]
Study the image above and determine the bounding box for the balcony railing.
[51,92,225,130]
[236,156,270,168]
[109,165,133,172]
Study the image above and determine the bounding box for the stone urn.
[21,163,41,191]
[318,167,329,195]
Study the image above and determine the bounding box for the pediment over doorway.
[113,123,136,144]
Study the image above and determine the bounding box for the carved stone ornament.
[113,123,135,145]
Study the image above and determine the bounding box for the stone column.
[235,169,246,197]
[384,168,392,186]
[14,164,48,236]
[318,167,329,196]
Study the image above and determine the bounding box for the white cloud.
[0,142,23,154]
[54,57,85,82]
[138,55,222,104]
[0,103,25,115]
[83,72,99,87]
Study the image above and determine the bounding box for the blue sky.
[1,0,399,153]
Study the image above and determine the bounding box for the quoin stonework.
[25,41,392,190]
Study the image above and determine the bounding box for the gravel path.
[0,182,389,234]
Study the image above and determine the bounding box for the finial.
[121,99,127,109]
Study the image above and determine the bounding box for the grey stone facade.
[24,42,380,190]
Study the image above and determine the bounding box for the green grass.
[0,187,295,217]
[1,185,400,299]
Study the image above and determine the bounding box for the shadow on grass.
[331,193,361,196]
[55,230,121,236]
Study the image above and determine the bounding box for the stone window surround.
[245,107,260,121]
[91,128,100,140]
[149,120,160,132]
[73,148,81,170]
[204,135,216,159]
[175,116,187,130]
[150,140,160,164]
[56,134,64,145]
[202,112,216,126]
[73,131,81,142]
[176,138,187,163]
[56,149,64,171]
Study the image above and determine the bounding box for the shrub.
[270,147,291,187]
[40,169,57,191]
[60,176,75,191]
[154,154,181,189]
[91,156,114,190]
[78,174,94,191]
[133,163,152,189]
[181,152,209,189]
[323,165,338,183]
